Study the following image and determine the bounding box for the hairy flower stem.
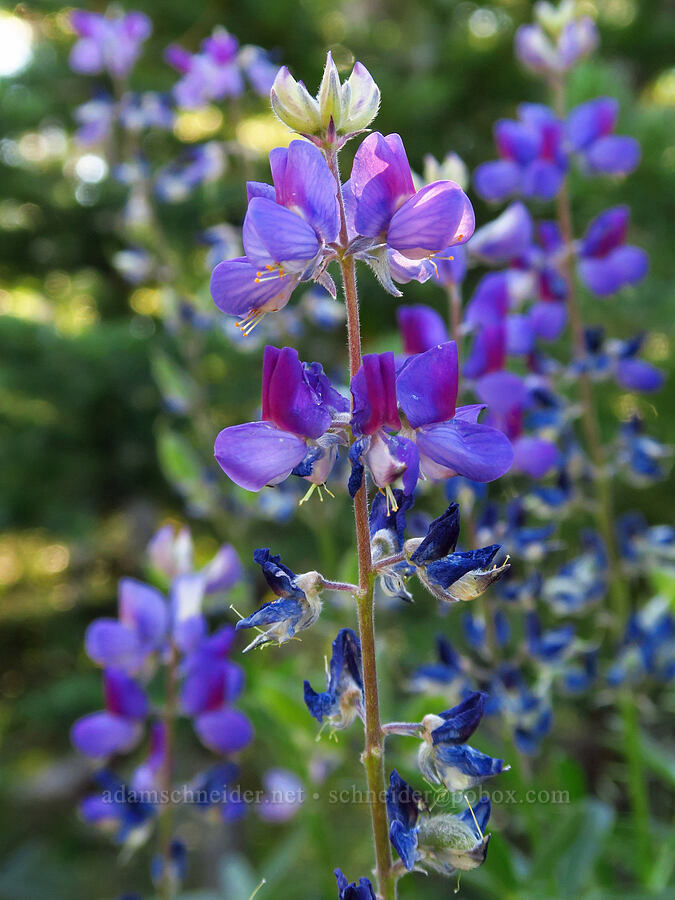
[327,148,396,900]
[158,647,178,900]
[446,282,463,346]
[552,77,650,882]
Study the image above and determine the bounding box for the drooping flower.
[215,345,348,495]
[566,98,640,177]
[474,104,566,202]
[235,549,324,651]
[69,9,151,79]
[211,141,340,333]
[576,206,648,296]
[304,628,364,731]
[404,503,511,604]
[349,344,513,499]
[334,868,377,900]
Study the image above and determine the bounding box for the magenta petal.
[243,198,319,269]
[71,711,142,758]
[388,181,475,257]
[262,345,332,439]
[396,342,458,428]
[351,132,416,237]
[211,256,296,318]
[417,420,514,482]
[85,619,144,672]
[512,436,559,478]
[104,669,149,719]
[214,421,307,491]
[582,206,629,257]
[194,708,254,753]
[351,353,401,436]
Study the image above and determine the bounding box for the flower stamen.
[236,307,267,336]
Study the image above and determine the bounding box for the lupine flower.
[404,504,510,604]
[408,635,471,699]
[131,722,167,793]
[515,12,598,77]
[397,305,449,355]
[387,770,492,874]
[349,344,513,500]
[369,488,415,601]
[118,92,174,132]
[566,98,640,176]
[155,142,225,203]
[304,628,364,731]
[525,612,575,664]
[489,667,553,755]
[562,649,598,694]
[576,206,648,296]
[474,104,566,202]
[543,531,608,614]
[72,668,148,759]
[69,9,151,79]
[257,769,305,823]
[165,28,275,107]
[151,838,187,893]
[617,513,675,574]
[80,770,156,846]
[463,609,511,653]
[617,415,672,485]
[74,95,115,145]
[469,201,534,265]
[190,762,245,822]
[271,52,380,146]
[211,141,340,333]
[235,548,323,651]
[215,345,348,494]
[345,132,474,293]
[334,868,376,899]
[417,692,508,791]
[607,597,675,686]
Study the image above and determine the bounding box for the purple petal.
[462,323,507,378]
[397,305,449,355]
[417,419,514,482]
[530,302,567,340]
[453,404,487,424]
[521,160,564,200]
[507,314,536,355]
[211,256,296,318]
[246,181,276,202]
[71,711,142,758]
[164,44,193,73]
[396,342,458,428]
[473,160,521,202]
[351,353,401,436]
[214,421,307,491]
[578,246,648,296]
[388,181,475,258]
[581,206,629,257]
[495,120,540,164]
[464,272,511,326]
[69,40,104,74]
[388,250,436,285]
[194,708,254,753]
[262,345,332,439]
[616,359,664,393]
[475,371,528,416]
[567,98,618,151]
[512,436,559,478]
[118,578,168,650]
[586,136,640,175]
[104,669,148,719]
[243,198,320,270]
[435,243,467,285]
[270,141,339,243]
[469,202,533,264]
[351,132,416,237]
[84,619,144,672]
[203,544,242,593]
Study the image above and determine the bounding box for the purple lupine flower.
[566,98,640,176]
[131,722,167,793]
[515,17,598,76]
[397,305,450,355]
[69,9,151,79]
[118,92,174,132]
[468,201,534,265]
[349,344,513,501]
[211,141,340,334]
[71,668,148,758]
[74,95,116,145]
[474,371,560,478]
[577,206,648,296]
[80,770,156,845]
[214,345,348,494]
[155,142,225,203]
[258,769,305,823]
[346,132,474,293]
[571,328,663,393]
[474,104,566,202]
[166,28,273,107]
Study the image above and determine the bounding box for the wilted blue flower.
[235,548,323,651]
[215,345,348,493]
[386,769,425,870]
[334,868,376,899]
[474,104,566,202]
[304,628,364,730]
[69,8,151,79]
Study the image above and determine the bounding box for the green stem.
[620,691,652,882]
[327,148,396,900]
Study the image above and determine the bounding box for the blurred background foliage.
[0,0,674,898]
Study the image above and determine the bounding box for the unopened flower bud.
[423,152,469,191]
[318,51,343,129]
[270,65,321,133]
[534,0,577,36]
[343,61,380,132]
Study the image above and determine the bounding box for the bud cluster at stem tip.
[270,51,380,149]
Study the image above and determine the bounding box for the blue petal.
[214,421,307,491]
[417,420,514,482]
[243,197,320,269]
[473,160,521,202]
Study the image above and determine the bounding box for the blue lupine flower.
[215,345,348,493]
[617,513,675,574]
[489,666,553,755]
[408,635,471,702]
[190,763,246,822]
[462,609,511,652]
[74,95,115,145]
[235,548,324,651]
[405,504,510,604]
[386,770,424,871]
[608,597,675,686]
[474,104,567,202]
[334,868,376,899]
[562,649,599,694]
[151,838,187,891]
[525,612,576,664]
[577,206,648,296]
[304,628,364,730]
[369,489,415,601]
[543,531,608,614]
[211,141,340,332]
[69,9,151,79]
[397,304,450,356]
[155,143,226,203]
[118,92,174,132]
[80,770,156,846]
[515,15,598,77]
[567,98,640,176]
[617,416,672,485]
